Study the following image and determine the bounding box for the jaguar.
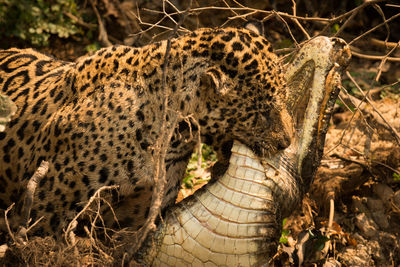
[0,27,292,236]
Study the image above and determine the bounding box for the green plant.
[279,218,291,244]
[276,38,294,50]
[85,42,101,53]
[331,23,340,33]
[393,172,400,182]
[309,230,330,252]
[0,0,85,46]
[379,80,400,100]
[183,144,216,188]
[343,71,382,96]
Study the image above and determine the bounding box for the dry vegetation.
[1,0,400,266]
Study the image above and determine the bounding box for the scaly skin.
[141,142,294,266]
[137,36,351,266]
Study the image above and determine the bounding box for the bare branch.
[346,71,400,147]
[4,203,16,243]
[375,41,400,81]
[65,185,119,245]
[273,10,299,46]
[351,50,400,62]
[348,12,400,45]
[90,0,113,47]
[21,161,49,228]
[63,12,97,29]
[126,0,194,259]
[290,0,310,40]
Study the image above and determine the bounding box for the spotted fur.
[0,27,292,236]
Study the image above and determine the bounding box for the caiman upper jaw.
[284,36,351,187]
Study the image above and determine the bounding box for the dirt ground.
[1,0,400,266]
[279,95,400,266]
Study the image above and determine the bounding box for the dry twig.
[4,203,16,244]
[63,12,97,29]
[90,0,113,47]
[290,0,310,40]
[2,161,49,245]
[348,12,400,46]
[21,161,49,228]
[65,185,119,245]
[375,41,400,81]
[346,71,400,147]
[351,48,400,62]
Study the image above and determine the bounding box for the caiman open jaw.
[284,36,351,186]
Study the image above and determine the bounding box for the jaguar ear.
[244,20,264,36]
[202,67,230,95]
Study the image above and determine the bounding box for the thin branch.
[325,87,368,156]
[126,0,193,258]
[273,10,298,46]
[4,203,16,243]
[90,0,112,47]
[84,226,111,260]
[65,185,119,245]
[25,216,44,233]
[346,71,400,147]
[63,12,97,29]
[135,0,386,46]
[290,0,310,40]
[349,12,400,45]
[372,3,390,45]
[370,37,400,49]
[386,4,400,8]
[333,9,358,37]
[222,0,243,22]
[21,161,49,227]
[375,41,400,81]
[350,49,400,62]
[319,0,387,35]
[128,10,189,38]
[144,0,385,24]
[225,10,258,24]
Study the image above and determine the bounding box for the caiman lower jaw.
[316,38,352,148]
